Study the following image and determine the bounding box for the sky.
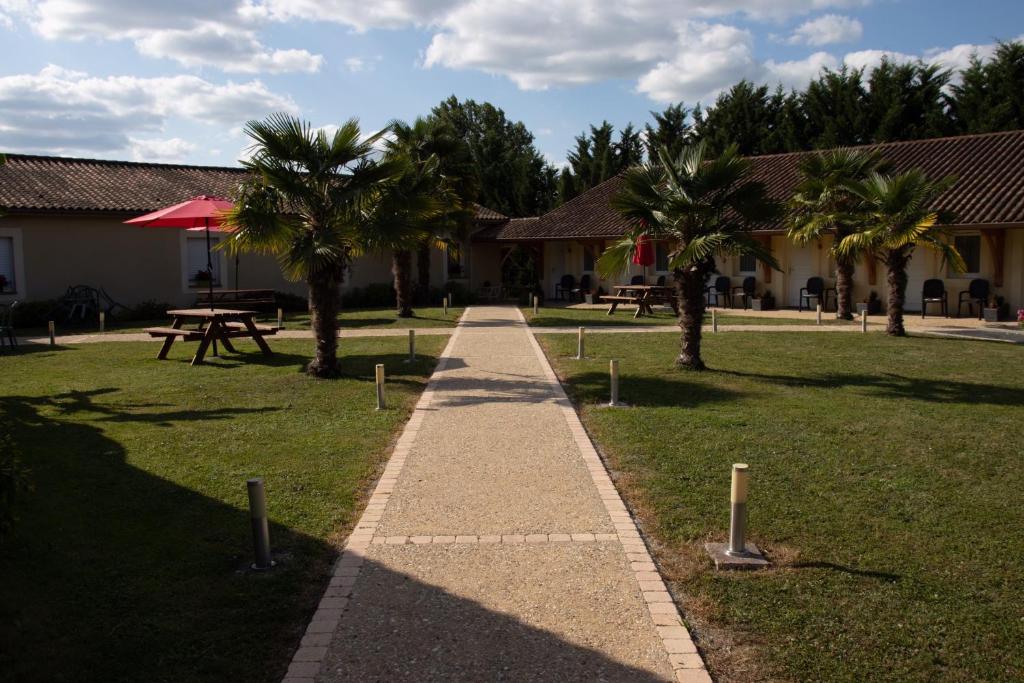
[1,1,1022,169]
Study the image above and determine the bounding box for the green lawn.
[540,331,1023,682]
[0,336,445,682]
[25,306,464,336]
[524,306,852,327]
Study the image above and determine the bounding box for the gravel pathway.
[284,306,709,683]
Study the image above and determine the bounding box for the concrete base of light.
[704,542,770,570]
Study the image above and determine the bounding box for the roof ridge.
[745,128,1024,161]
[1,152,247,173]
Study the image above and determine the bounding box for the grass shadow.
[562,371,744,409]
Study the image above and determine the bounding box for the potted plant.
[857,291,881,315]
[982,296,1001,323]
[751,291,774,311]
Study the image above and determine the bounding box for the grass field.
[523,306,851,327]
[0,336,445,682]
[540,331,1023,682]
[24,306,465,337]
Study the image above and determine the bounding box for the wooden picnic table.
[146,308,277,366]
[601,285,679,318]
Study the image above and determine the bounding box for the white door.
[902,247,933,312]
[787,245,817,307]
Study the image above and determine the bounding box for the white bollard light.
[375,364,386,410]
[816,303,822,325]
[533,295,539,315]
[48,320,56,346]
[277,307,284,329]
[861,310,868,333]
[247,478,274,570]
[728,464,750,556]
[99,311,105,333]
[407,329,416,362]
[712,308,718,333]
[609,359,620,406]
[443,297,448,317]
[576,326,585,360]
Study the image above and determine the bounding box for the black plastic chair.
[732,276,756,310]
[554,274,575,301]
[957,279,989,319]
[707,276,732,308]
[0,301,18,352]
[571,274,592,302]
[630,274,645,285]
[799,277,835,312]
[921,279,948,318]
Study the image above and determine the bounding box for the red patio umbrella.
[125,196,234,309]
[632,233,655,282]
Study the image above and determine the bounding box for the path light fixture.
[99,311,105,333]
[48,320,55,345]
[576,327,585,360]
[711,309,717,333]
[375,364,386,410]
[277,307,284,330]
[704,464,769,570]
[533,295,539,315]
[247,478,275,570]
[816,303,822,325]
[606,359,628,407]
[406,329,416,363]
[861,310,868,333]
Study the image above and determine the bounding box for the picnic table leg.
[607,302,618,315]
[157,316,183,360]
[191,323,217,366]
[219,334,238,354]
[242,317,274,357]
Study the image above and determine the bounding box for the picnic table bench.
[601,285,679,318]
[146,308,277,366]
[194,289,276,310]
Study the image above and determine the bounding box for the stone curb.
[518,308,712,683]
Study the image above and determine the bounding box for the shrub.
[123,300,175,321]
[8,300,58,328]
[274,291,308,313]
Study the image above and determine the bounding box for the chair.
[630,274,645,285]
[478,281,502,302]
[0,301,18,352]
[957,279,989,319]
[921,279,948,318]
[799,277,835,312]
[732,276,756,310]
[571,274,592,302]
[554,274,575,301]
[656,275,666,286]
[707,276,732,308]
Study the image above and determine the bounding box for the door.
[902,247,933,312]
[787,244,817,307]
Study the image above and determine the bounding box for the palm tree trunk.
[885,248,909,337]
[306,268,342,378]
[835,256,855,320]
[393,249,414,318]
[675,267,707,370]
[417,241,431,304]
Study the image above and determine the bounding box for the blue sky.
[1,1,1022,168]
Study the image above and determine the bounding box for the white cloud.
[7,0,323,73]
[129,137,196,162]
[787,14,862,46]
[0,65,298,156]
[766,51,840,88]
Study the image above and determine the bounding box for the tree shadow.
[0,393,330,682]
[0,343,75,356]
[718,369,1024,407]
[563,371,744,409]
[317,554,672,682]
[429,374,562,407]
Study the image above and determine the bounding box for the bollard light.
[861,310,868,333]
[407,329,416,362]
[375,363,386,410]
[533,295,539,315]
[728,464,749,556]
[443,297,448,317]
[712,308,718,333]
[576,326,585,360]
[99,311,105,333]
[447,292,453,309]
[609,359,620,406]
[247,478,274,570]
[277,307,284,329]
[48,321,55,346]
[816,303,822,325]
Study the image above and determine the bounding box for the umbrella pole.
[206,219,218,357]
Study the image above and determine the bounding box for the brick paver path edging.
[283,306,709,683]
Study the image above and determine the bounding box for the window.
[0,237,15,293]
[739,253,757,273]
[582,246,595,272]
[446,241,465,278]
[655,242,669,272]
[186,235,221,286]
[953,234,981,275]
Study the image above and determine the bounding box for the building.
[470,130,1024,312]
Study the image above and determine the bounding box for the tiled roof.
[474,130,1024,241]
[473,203,508,222]
[0,154,247,213]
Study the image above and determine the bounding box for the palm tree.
[599,142,779,370]
[787,149,883,319]
[836,170,964,336]
[387,118,478,305]
[223,114,402,378]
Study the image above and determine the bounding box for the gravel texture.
[317,542,674,682]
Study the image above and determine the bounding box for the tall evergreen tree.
[694,81,795,156]
[802,67,871,148]
[867,60,954,141]
[559,121,645,202]
[950,41,1024,133]
[644,103,691,162]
